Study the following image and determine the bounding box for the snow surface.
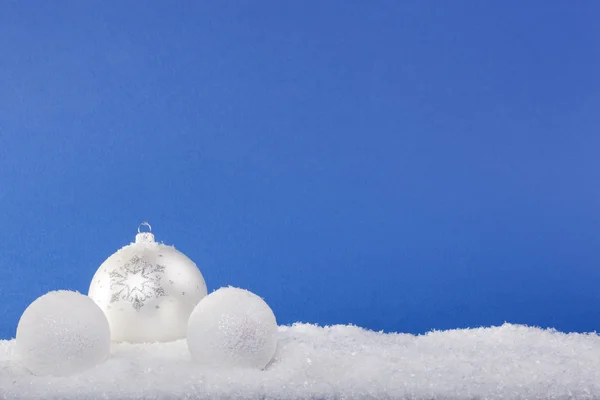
[1,323,600,399]
[187,287,278,370]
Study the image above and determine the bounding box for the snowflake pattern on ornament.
[109,255,166,311]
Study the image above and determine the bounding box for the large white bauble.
[187,287,278,370]
[88,223,207,343]
[16,290,111,377]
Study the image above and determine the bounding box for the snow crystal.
[1,323,600,399]
[187,287,278,369]
[14,290,111,377]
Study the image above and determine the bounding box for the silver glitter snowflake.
[109,255,166,311]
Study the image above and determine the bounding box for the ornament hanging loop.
[136,222,155,244]
[138,221,152,234]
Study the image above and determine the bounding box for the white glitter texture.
[187,287,278,370]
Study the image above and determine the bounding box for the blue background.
[1,2,599,339]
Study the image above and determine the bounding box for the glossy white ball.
[88,230,207,343]
[187,287,278,369]
[16,290,111,377]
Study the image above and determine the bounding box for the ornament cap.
[135,221,155,243]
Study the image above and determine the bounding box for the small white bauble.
[88,222,207,343]
[187,287,278,370]
[16,290,111,377]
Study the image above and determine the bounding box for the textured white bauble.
[88,223,207,343]
[16,290,111,377]
[187,287,278,370]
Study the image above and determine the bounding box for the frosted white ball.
[16,290,111,377]
[187,287,278,369]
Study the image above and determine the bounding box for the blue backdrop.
[1,2,599,339]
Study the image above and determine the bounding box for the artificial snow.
[187,287,278,370]
[14,291,111,377]
[1,323,599,399]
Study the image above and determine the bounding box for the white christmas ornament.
[88,222,207,343]
[16,290,111,377]
[187,287,278,370]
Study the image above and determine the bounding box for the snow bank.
[1,323,599,399]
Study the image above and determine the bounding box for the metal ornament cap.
[135,221,155,244]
